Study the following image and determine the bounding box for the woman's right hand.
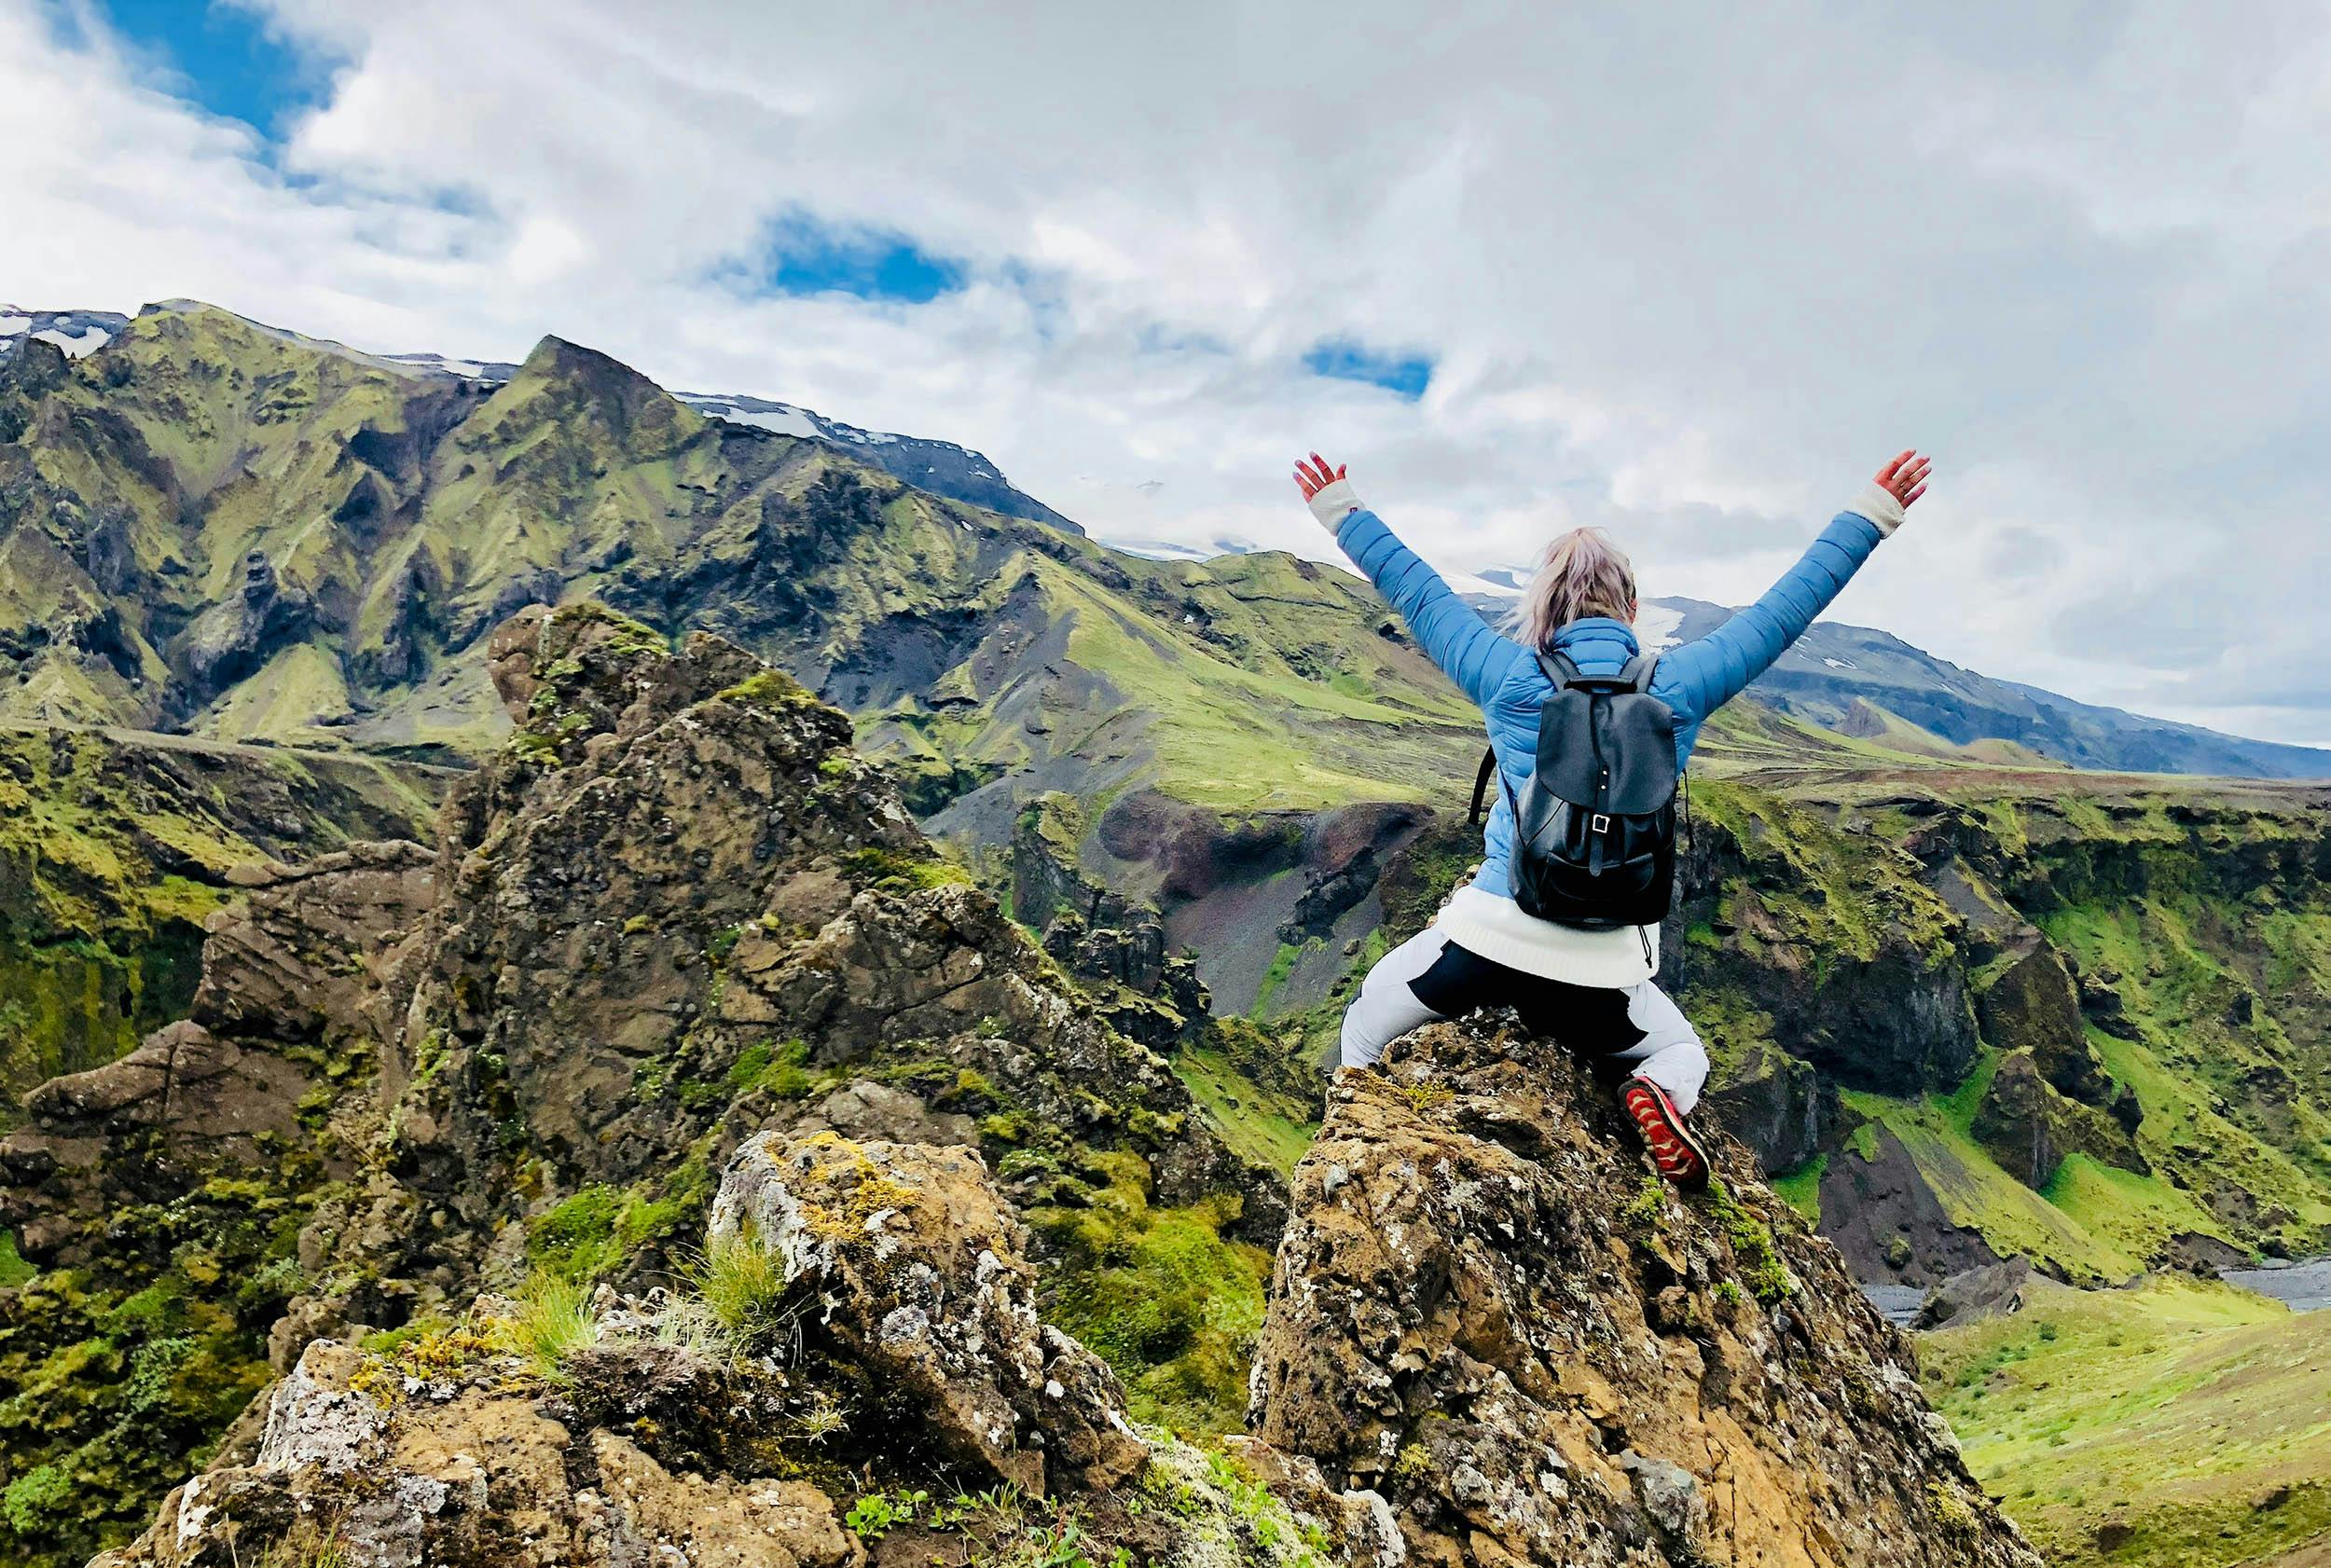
[1294,452,1362,531]
[1293,452,1347,500]
[1875,449,1933,509]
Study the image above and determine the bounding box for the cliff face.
[1663,771,2331,1285]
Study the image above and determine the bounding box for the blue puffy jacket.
[1335,505,1889,901]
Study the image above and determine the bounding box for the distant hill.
[1648,595,2331,779]
[1429,578,2331,780]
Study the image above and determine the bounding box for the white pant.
[1338,926,1710,1114]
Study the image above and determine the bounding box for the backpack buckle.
[1591,813,1611,834]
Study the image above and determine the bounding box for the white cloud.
[2,0,2327,744]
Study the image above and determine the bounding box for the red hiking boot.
[1622,1077,1711,1191]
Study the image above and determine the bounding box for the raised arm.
[1655,450,1932,724]
[1295,453,1524,708]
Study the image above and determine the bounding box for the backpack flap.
[1509,652,1681,929]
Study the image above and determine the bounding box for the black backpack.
[1466,652,1678,929]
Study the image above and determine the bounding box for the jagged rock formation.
[0,605,1278,1567]
[83,1022,2035,1568]
[708,1129,1149,1497]
[86,1130,1323,1568]
[1248,1018,2042,1568]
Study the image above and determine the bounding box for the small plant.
[845,1489,928,1540]
[1006,1515,1127,1568]
[1397,1079,1454,1111]
[647,1293,733,1359]
[1712,1279,1747,1309]
[1701,1179,1798,1304]
[691,1231,795,1348]
[255,1518,352,1568]
[503,1273,600,1384]
[1621,1177,1670,1231]
[793,1391,847,1446]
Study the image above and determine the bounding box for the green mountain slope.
[0,723,445,1120]
[7,299,2325,1291]
[1924,1275,2331,1568]
[0,304,1478,798]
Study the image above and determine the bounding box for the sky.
[5,0,2329,745]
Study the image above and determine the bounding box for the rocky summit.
[0,602,2037,1568]
[1249,1021,2039,1568]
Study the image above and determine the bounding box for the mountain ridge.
[16,293,2322,777]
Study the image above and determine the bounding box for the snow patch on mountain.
[0,306,129,361]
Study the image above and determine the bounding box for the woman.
[1293,448,1931,1187]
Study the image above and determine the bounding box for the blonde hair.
[1504,528,1637,651]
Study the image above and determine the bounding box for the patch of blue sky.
[91,0,333,136]
[1303,338,1434,401]
[749,213,968,305]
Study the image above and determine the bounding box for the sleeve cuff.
[1844,482,1906,537]
[1305,478,1364,531]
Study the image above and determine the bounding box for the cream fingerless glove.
[1305,477,1364,531]
[1848,482,1908,537]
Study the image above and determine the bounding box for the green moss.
[1028,1151,1270,1439]
[1171,1046,1317,1177]
[524,1172,703,1285]
[715,668,814,708]
[1769,1155,1827,1225]
[841,846,974,894]
[1700,1179,1797,1303]
[723,1038,819,1100]
[0,1231,33,1289]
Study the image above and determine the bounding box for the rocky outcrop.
[1974,937,2114,1108]
[173,551,317,701]
[0,726,441,1110]
[1971,1051,2148,1190]
[0,841,434,1266]
[0,604,1281,1568]
[708,1129,1147,1496]
[1249,1017,2040,1568]
[90,1133,1335,1568]
[1816,1123,2006,1288]
[90,1332,865,1568]
[1701,1038,1831,1175]
[1010,791,1209,1046]
[1915,1259,2034,1330]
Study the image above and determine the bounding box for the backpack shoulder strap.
[1468,747,1497,826]
[1537,650,1585,689]
[1618,652,1660,694]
